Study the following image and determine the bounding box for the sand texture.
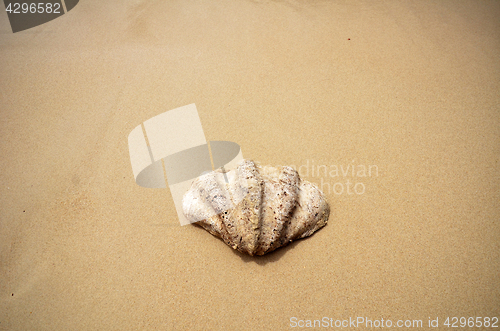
[1,1,499,330]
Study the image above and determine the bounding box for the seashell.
[182,160,330,256]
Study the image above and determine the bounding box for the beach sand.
[1,1,499,329]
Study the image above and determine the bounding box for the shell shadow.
[192,223,322,265]
[229,236,315,265]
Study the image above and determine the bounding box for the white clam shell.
[182,160,330,256]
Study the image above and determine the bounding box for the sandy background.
[1,0,499,330]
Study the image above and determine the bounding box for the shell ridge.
[262,166,300,254]
[225,159,262,255]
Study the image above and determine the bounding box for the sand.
[1,0,499,330]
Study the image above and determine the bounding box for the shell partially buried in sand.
[182,160,330,256]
